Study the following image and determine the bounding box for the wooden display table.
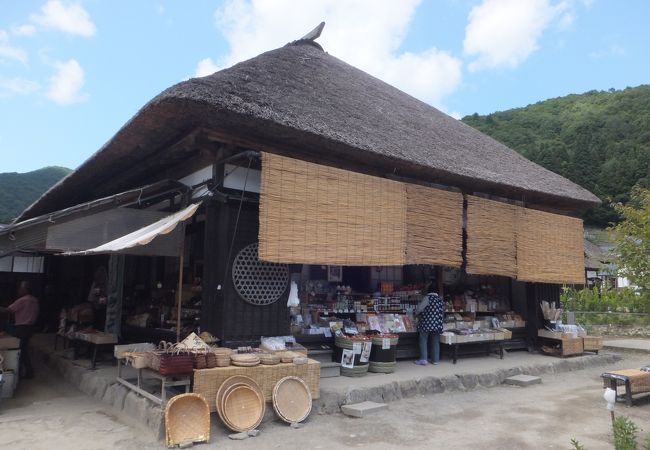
[537,330,584,357]
[116,358,191,405]
[72,332,118,370]
[193,359,320,412]
[441,340,504,364]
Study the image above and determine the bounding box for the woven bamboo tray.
[272,376,312,423]
[194,360,320,412]
[165,393,210,448]
[215,375,262,430]
[221,385,265,432]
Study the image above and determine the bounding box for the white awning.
[65,203,200,256]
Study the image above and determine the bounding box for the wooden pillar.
[106,254,125,336]
[201,197,230,340]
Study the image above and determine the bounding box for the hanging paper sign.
[341,349,354,368]
[353,342,362,354]
[360,341,372,363]
[382,338,391,350]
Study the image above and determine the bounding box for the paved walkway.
[604,338,650,353]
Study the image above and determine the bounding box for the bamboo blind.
[259,152,407,265]
[466,195,517,277]
[405,184,463,267]
[516,208,585,285]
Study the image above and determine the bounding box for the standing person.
[414,282,444,366]
[87,266,108,331]
[0,280,40,379]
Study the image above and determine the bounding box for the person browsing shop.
[0,280,40,379]
[414,282,443,366]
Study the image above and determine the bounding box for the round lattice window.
[232,243,289,306]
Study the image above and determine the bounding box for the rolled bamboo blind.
[516,208,585,285]
[466,195,517,277]
[259,152,407,265]
[405,184,463,267]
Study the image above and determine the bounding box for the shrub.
[613,416,638,450]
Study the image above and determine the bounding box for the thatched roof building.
[18,40,598,222]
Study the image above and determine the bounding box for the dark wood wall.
[201,197,289,346]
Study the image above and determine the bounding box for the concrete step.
[341,401,388,418]
[504,374,542,386]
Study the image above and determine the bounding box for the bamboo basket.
[221,385,265,432]
[583,336,603,352]
[124,351,151,370]
[193,360,320,412]
[165,393,210,448]
[272,376,312,423]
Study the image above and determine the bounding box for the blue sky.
[1,0,648,173]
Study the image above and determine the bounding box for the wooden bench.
[601,368,650,406]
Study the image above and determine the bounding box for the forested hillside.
[0,166,71,223]
[462,85,650,226]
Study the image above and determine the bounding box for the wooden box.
[583,336,603,352]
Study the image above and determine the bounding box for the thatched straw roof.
[18,41,599,221]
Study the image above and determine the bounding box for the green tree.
[609,188,650,298]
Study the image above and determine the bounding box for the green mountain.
[0,166,72,223]
[462,85,650,226]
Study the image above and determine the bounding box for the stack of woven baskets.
[216,376,265,432]
[230,353,261,367]
[209,347,233,367]
[368,334,399,373]
[335,335,372,377]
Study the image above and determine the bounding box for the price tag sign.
[353,342,362,354]
[323,328,332,338]
[360,342,372,363]
[382,338,391,350]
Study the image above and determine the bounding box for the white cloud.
[194,57,220,77]
[589,43,625,59]
[210,0,462,107]
[463,0,568,72]
[11,24,37,36]
[31,0,96,37]
[0,30,28,64]
[47,59,88,105]
[0,77,40,97]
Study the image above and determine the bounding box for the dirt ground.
[1,352,649,450]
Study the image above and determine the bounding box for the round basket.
[259,353,281,365]
[165,393,210,447]
[272,376,312,424]
[368,361,397,373]
[340,364,369,377]
[369,336,399,363]
[213,347,233,355]
[222,385,265,432]
[277,351,301,363]
[231,354,260,367]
